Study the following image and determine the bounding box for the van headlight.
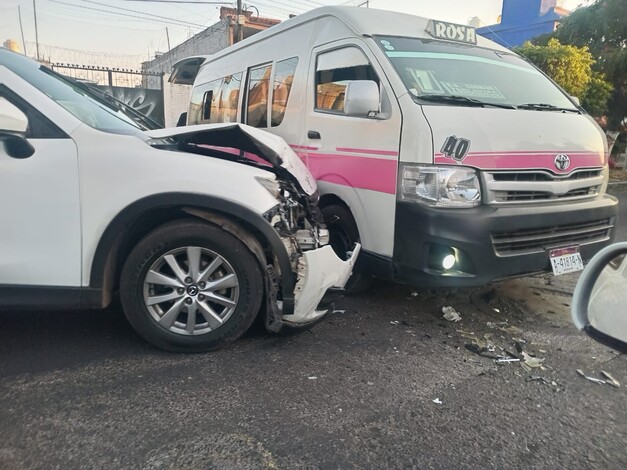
[399,164,481,208]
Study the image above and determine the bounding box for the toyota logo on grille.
[554,154,571,171]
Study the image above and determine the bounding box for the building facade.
[477,0,569,48]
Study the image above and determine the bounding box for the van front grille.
[491,218,613,256]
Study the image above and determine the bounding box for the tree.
[515,39,594,97]
[544,0,627,130]
[515,38,614,119]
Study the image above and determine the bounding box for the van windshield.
[375,36,578,111]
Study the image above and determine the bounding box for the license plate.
[549,246,584,276]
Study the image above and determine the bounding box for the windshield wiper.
[416,94,516,109]
[517,103,580,113]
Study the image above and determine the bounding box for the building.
[142,7,280,126]
[476,0,570,48]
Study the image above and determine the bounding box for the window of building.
[246,63,272,128]
[315,47,379,113]
[271,57,298,127]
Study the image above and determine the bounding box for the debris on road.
[308,376,318,380]
[442,306,462,322]
[496,358,520,363]
[433,398,443,405]
[576,369,621,387]
[522,352,545,369]
[576,369,606,385]
[601,370,621,388]
[332,310,346,315]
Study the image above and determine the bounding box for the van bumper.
[388,195,618,288]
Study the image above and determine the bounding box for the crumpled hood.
[423,107,607,174]
[144,123,317,196]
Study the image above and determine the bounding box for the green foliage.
[581,72,613,117]
[515,39,593,97]
[542,0,626,129]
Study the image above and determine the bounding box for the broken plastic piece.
[522,352,545,368]
[496,358,520,363]
[308,376,318,380]
[601,370,620,388]
[433,398,443,404]
[576,369,605,385]
[442,306,461,322]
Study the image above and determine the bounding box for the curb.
[607,181,627,191]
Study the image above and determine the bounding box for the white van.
[0,48,358,351]
[179,6,618,289]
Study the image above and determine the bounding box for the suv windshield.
[375,36,578,111]
[0,48,142,134]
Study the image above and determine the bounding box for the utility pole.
[235,0,243,44]
[18,6,27,55]
[166,27,171,51]
[32,0,40,60]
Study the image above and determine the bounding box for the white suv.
[0,48,359,351]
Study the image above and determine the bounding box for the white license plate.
[549,246,584,276]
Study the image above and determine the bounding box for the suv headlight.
[399,164,481,208]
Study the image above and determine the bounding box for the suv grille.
[492,218,613,256]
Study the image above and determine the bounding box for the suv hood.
[423,107,606,173]
[144,123,317,196]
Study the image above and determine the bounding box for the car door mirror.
[572,242,627,353]
[0,97,28,134]
[176,112,187,127]
[344,80,380,117]
[570,95,581,106]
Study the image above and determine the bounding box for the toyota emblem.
[554,154,570,171]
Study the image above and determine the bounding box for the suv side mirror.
[0,97,28,134]
[572,242,627,353]
[570,95,581,107]
[0,98,35,159]
[344,80,380,117]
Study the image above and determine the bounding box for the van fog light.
[442,254,456,270]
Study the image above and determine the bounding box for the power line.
[78,0,208,28]
[47,0,207,29]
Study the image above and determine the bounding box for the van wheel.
[322,205,372,294]
[120,220,263,352]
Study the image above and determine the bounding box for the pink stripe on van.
[306,152,397,194]
[336,147,399,157]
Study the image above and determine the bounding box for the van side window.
[246,64,272,128]
[315,47,379,113]
[189,78,221,124]
[218,73,242,123]
[271,57,298,127]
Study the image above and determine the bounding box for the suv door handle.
[307,130,321,139]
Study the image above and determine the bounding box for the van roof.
[200,6,509,68]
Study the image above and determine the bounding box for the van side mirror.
[0,97,28,134]
[344,80,380,117]
[570,95,581,106]
[572,242,627,353]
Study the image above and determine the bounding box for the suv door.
[0,86,81,288]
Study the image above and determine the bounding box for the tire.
[322,204,372,295]
[120,220,263,352]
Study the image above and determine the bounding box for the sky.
[0,0,593,66]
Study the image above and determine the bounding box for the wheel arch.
[86,193,295,315]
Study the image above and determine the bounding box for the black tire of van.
[120,220,263,352]
[322,205,372,295]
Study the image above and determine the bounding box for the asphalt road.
[1,190,626,469]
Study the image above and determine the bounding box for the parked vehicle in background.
[0,48,359,352]
[175,6,618,291]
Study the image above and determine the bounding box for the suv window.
[315,47,379,113]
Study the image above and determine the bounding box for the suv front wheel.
[120,220,263,352]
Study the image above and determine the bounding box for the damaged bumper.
[282,244,361,326]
